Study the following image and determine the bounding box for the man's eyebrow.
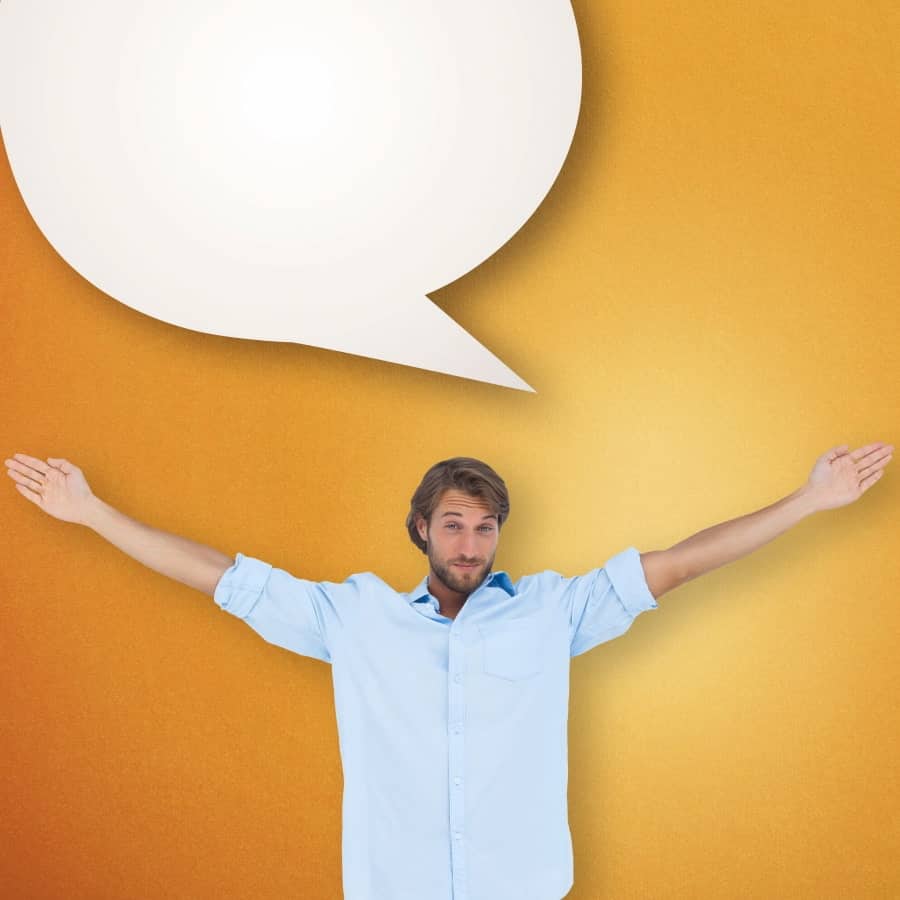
[439,511,498,520]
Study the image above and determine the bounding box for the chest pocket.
[477,619,544,681]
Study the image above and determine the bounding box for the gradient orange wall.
[2,2,898,897]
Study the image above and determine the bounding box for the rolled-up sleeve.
[567,546,658,658]
[214,552,338,664]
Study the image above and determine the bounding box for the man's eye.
[479,526,494,532]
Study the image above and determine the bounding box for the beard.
[427,546,495,596]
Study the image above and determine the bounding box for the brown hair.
[406,457,510,554]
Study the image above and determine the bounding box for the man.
[4,442,893,900]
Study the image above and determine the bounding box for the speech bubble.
[0,1,582,390]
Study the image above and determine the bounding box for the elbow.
[640,548,689,600]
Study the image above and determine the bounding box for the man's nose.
[459,532,479,558]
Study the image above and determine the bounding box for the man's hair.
[406,457,510,554]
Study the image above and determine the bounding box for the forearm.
[81,496,233,596]
[673,484,822,584]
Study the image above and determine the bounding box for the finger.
[14,482,43,506]
[12,452,52,475]
[859,469,885,492]
[858,449,893,478]
[5,458,47,483]
[826,445,850,462]
[850,442,887,462]
[6,467,44,491]
[47,457,76,474]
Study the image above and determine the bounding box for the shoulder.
[512,570,568,593]
[320,571,397,598]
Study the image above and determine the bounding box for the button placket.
[447,625,468,899]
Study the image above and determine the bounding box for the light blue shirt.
[214,546,658,900]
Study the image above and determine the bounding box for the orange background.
[2,1,898,897]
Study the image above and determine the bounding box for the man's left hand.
[805,442,893,511]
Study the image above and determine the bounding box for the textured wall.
[1,1,897,897]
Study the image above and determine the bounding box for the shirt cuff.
[604,546,659,617]
[214,552,273,619]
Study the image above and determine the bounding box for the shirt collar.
[407,570,515,604]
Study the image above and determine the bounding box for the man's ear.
[416,515,428,544]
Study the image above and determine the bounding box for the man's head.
[406,458,509,596]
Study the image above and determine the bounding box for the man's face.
[417,489,500,596]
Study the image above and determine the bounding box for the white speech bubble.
[0,1,582,390]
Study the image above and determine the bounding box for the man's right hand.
[4,453,95,525]
[5,451,234,596]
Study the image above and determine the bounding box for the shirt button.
[454,832,462,840]
[454,674,462,683]
[453,724,462,734]
[454,777,462,786]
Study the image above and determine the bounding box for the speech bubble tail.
[319,295,535,392]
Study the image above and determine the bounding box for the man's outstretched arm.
[639,441,893,600]
[5,452,233,596]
